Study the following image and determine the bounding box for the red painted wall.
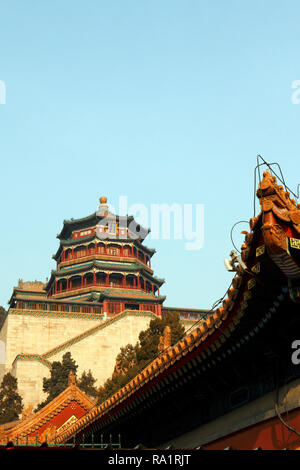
[203,407,300,450]
[29,401,87,437]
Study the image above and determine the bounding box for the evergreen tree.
[36,352,78,411]
[78,370,98,398]
[115,344,138,374]
[136,311,185,363]
[0,373,23,424]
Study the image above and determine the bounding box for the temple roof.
[56,197,150,242]
[55,169,300,445]
[8,287,47,307]
[2,373,95,443]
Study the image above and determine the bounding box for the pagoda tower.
[46,197,165,316]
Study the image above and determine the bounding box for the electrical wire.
[230,220,250,254]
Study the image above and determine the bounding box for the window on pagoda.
[108,244,120,256]
[143,304,156,313]
[109,274,122,287]
[145,282,151,293]
[126,275,135,288]
[88,243,95,254]
[123,245,131,256]
[96,272,106,285]
[93,307,101,314]
[124,303,139,310]
[74,245,86,258]
[71,276,81,290]
[85,273,93,286]
[107,302,121,314]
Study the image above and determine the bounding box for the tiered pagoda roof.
[43,197,165,317]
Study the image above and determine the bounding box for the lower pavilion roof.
[1,372,94,445]
[99,290,166,303]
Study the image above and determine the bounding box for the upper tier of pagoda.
[56,196,151,242]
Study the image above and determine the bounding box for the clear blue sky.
[1,0,300,310]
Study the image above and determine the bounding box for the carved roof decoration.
[251,170,300,237]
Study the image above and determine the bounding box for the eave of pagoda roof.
[45,261,164,291]
[56,211,150,242]
[99,290,166,303]
[52,237,156,261]
[55,169,300,444]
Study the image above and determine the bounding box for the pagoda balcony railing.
[52,281,158,297]
[59,250,152,271]
[12,303,102,315]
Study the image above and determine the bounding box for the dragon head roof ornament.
[247,170,300,255]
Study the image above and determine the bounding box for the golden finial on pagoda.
[97,196,109,216]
